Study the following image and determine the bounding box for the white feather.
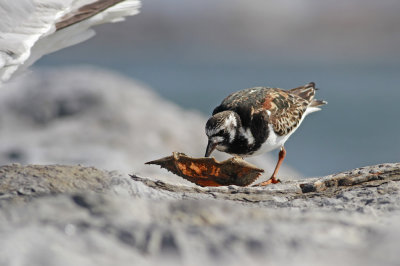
[303,106,321,115]
[251,105,322,156]
[224,113,237,128]
[239,128,255,145]
[0,0,141,83]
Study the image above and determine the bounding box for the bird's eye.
[215,130,226,137]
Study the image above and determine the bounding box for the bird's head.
[204,111,240,157]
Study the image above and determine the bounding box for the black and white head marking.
[239,127,255,145]
[205,111,241,156]
[205,111,238,143]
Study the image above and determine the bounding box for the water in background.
[33,0,400,177]
[37,57,400,177]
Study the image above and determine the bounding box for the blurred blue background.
[37,0,400,176]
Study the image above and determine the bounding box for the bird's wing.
[259,88,310,136]
[212,87,270,128]
[0,0,141,83]
[212,86,310,135]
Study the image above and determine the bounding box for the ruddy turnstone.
[205,82,327,186]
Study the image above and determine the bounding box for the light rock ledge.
[0,162,399,266]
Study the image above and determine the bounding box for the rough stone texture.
[0,163,399,266]
[0,164,113,203]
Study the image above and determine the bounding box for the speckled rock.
[0,162,399,266]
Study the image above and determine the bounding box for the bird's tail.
[290,82,327,108]
[289,82,316,102]
[305,99,327,115]
[310,99,328,107]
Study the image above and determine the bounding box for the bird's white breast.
[250,106,320,156]
[251,124,289,155]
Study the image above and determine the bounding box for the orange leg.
[254,146,286,186]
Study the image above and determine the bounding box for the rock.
[0,162,399,266]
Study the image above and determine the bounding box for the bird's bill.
[205,141,217,157]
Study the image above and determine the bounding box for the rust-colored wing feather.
[259,88,310,136]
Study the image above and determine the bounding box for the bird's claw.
[252,177,281,187]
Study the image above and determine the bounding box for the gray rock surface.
[0,162,399,266]
[0,66,299,183]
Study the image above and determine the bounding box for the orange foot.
[253,177,281,187]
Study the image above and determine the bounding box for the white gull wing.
[0,0,141,83]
